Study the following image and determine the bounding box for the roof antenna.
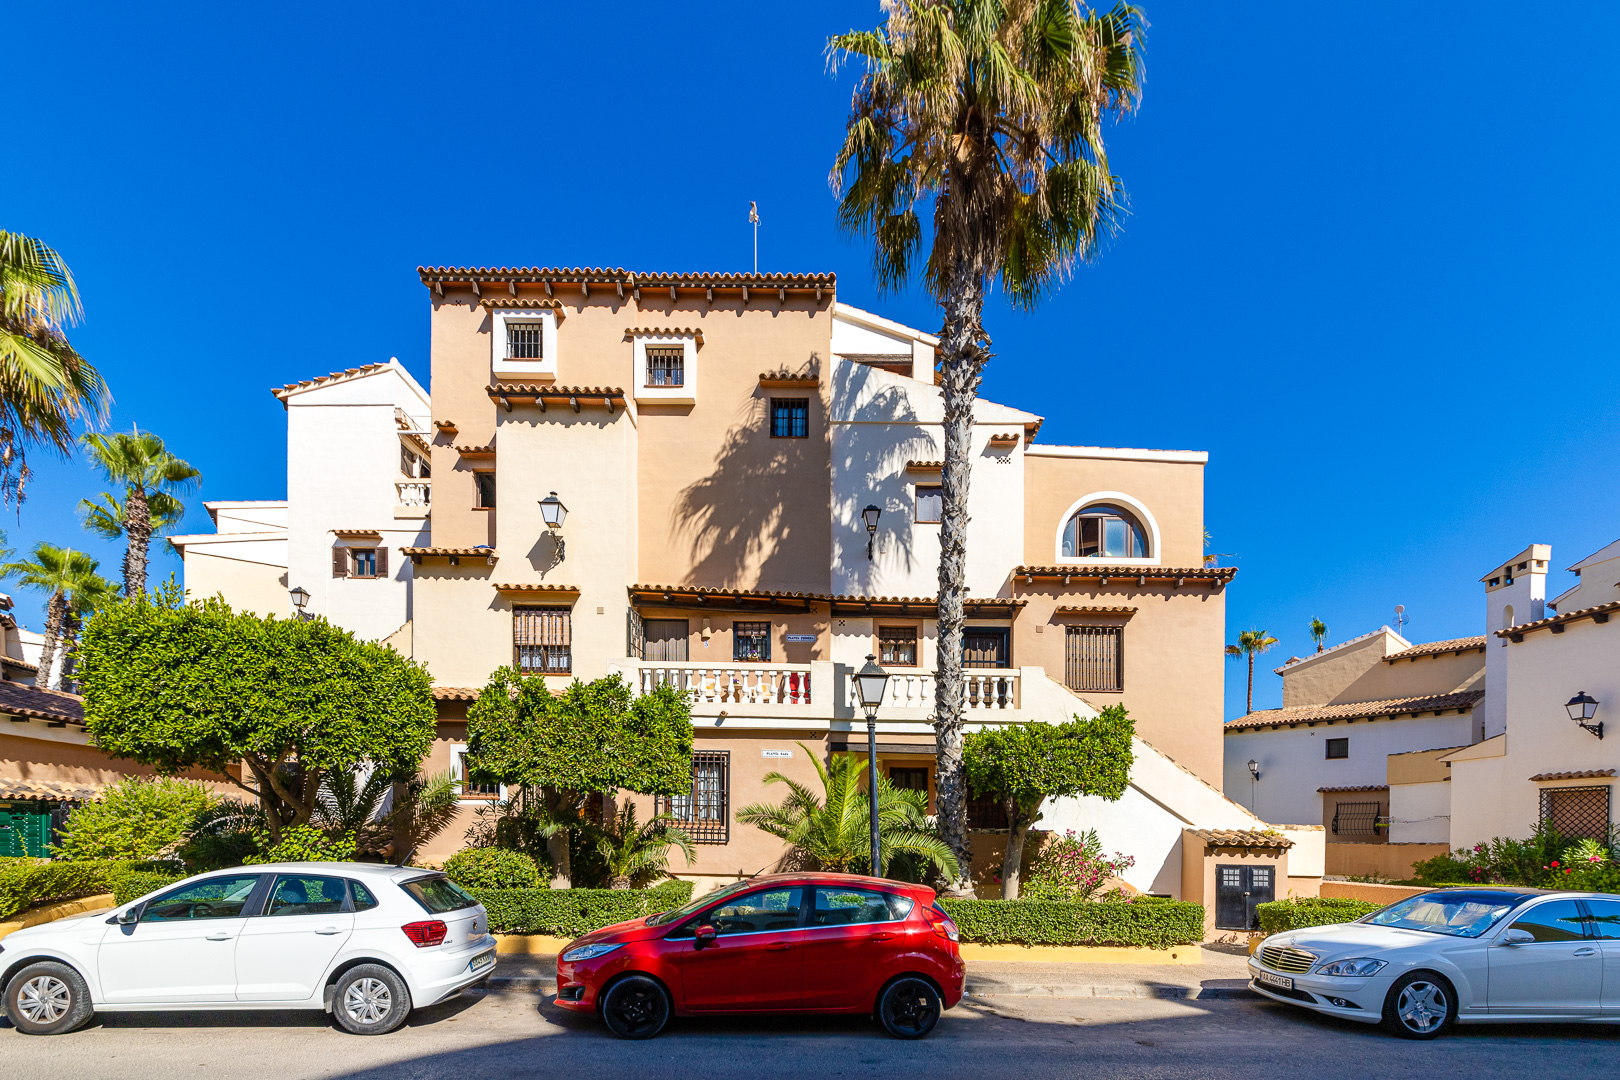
[749,201,760,273]
[1394,604,1407,637]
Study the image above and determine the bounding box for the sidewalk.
[487,945,1256,1001]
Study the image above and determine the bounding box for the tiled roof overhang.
[625,327,703,344]
[906,461,944,471]
[626,584,1022,618]
[455,445,496,456]
[827,594,1025,618]
[1497,601,1620,642]
[401,547,497,564]
[486,385,625,413]
[1193,829,1294,850]
[479,297,567,315]
[332,529,383,541]
[1053,606,1139,615]
[273,363,390,401]
[1384,636,1488,662]
[494,583,580,595]
[419,267,835,302]
[432,686,482,702]
[1529,769,1617,782]
[1225,690,1484,732]
[1015,565,1238,587]
[1317,784,1390,793]
[0,681,85,726]
[0,777,102,802]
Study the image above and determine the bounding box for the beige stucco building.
[179,265,1320,922]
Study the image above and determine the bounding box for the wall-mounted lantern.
[539,491,569,562]
[1566,691,1603,739]
[862,504,882,561]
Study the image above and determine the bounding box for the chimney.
[1478,543,1551,739]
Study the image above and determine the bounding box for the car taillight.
[926,910,960,942]
[402,920,448,947]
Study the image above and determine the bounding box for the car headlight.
[1314,957,1387,977]
[560,942,624,963]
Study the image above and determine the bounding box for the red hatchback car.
[554,872,964,1039]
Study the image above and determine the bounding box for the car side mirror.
[694,924,717,950]
[117,907,140,926]
[1499,928,1535,945]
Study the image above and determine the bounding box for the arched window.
[1061,503,1150,559]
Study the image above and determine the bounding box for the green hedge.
[1256,897,1380,934]
[107,868,186,906]
[936,898,1205,949]
[472,879,695,937]
[0,859,189,920]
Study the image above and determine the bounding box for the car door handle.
[871,933,895,942]
[205,933,233,941]
[1575,947,1599,957]
[765,943,793,952]
[315,928,343,935]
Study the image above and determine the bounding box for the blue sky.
[4,2,1618,719]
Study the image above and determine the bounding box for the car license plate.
[1257,970,1293,991]
[469,950,495,973]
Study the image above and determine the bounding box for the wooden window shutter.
[332,548,348,577]
[375,548,388,578]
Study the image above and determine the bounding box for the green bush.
[242,825,356,865]
[107,867,186,905]
[936,897,1204,948]
[1410,854,1472,884]
[0,860,113,920]
[1255,897,1380,934]
[52,776,217,862]
[472,878,695,937]
[444,848,542,890]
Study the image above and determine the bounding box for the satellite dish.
[1395,605,1405,615]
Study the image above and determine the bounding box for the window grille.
[1331,800,1383,838]
[1541,786,1611,841]
[967,792,1008,830]
[515,606,572,674]
[734,621,771,662]
[770,398,809,438]
[1064,625,1123,691]
[661,751,729,843]
[506,322,544,360]
[645,346,684,387]
[963,628,1010,669]
[457,753,500,800]
[878,626,917,666]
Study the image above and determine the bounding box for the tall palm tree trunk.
[1247,655,1255,713]
[122,488,152,598]
[934,265,990,898]
[37,590,67,690]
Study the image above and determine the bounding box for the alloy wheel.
[883,982,940,1036]
[1396,980,1447,1034]
[17,976,71,1025]
[609,986,662,1036]
[344,977,393,1026]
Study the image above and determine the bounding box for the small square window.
[734,621,771,662]
[915,486,942,523]
[474,472,496,509]
[645,346,685,387]
[1325,738,1349,760]
[505,321,544,361]
[350,549,378,578]
[878,626,918,666]
[770,398,809,438]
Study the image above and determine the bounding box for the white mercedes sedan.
[1249,888,1620,1038]
[0,863,496,1036]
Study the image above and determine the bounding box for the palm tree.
[1226,629,1280,715]
[79,429,200,597]
[316,767,461,866]
[587,803,696,889]
[1,543,118,689]
[829,2,1144,894]
[1309,618,1328,653]
[737,744,960,879]
[0,231,110,503]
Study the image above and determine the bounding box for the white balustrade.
[636,662,813,707]
[841,669,1019,712]
[395,479,432,506]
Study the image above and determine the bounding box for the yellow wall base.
[0,894,116,941]
[493,934,1199,965]
[497,934,574,955]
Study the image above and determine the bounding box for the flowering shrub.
[1414,827,1620,891]
[1021,829,1134,902]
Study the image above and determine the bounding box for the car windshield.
[646,880,757,926]
[1361,891,1524,938]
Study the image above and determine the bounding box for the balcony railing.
[636,662,813,707]
[395,479,431,506]
[842,669,1020,712]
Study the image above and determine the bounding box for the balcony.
[842,669,1020,713]
[394,479,431,519]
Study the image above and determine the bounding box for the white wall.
[1390,781,1452,844]
[1224,714,1477,825]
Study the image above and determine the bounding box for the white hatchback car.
[1250,887,1620,1038]
[0,862,496,1036]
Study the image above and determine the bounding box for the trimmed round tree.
[78,590,436,845]
[467,669,693,887]
[963,706,1134,899]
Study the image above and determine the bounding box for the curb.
[484,976,1257,1001]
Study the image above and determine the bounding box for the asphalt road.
[6,985,1620,1080]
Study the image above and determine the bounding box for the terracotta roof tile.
[332,529,382,540]
[988,432,1022,443]
[454,445,495,456]
[627,584,1022,615]
[1193,829,1294,849]
[494,584,580,593]
[1317,784,1390,792]
[906,461,944,470]
[1529,769,1617,782]
[486,385,625,399]
[2,655,39,673]
[1384,636,1487,661]
[1016,565,1238,583]
[432,687,482,702]
[0,777,102,801]
[273,363,390,401]
[401,547,497,559]
[1054,606,1138,615]
[1226,690,1484,731]
[1497,601,1620,641]
[479,297,566,310]
[625,327,704,344]
[419,267,835,288]
[0,680,85,725]
[433,420,458,432]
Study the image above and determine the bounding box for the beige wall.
[1321,788,1389,841]
[1319,880,1429,904]
[1279,632,1483,709]
[0,727,239,796]
[180,549,286,618]
[1179,830,1296,942]
[1323,842,1448,881]
[1022,454,1205,568]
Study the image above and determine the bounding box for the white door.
[235,873,356,1001]
[1583,898,1620,1010]
[1488,899,1603,1013]
[97,874,263,1004]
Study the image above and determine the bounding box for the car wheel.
[1382,971,1455,1040]
[877,976,942,1039]
[4,961,94,1036]
[599,975,670,1040]
[332,964,412,1035]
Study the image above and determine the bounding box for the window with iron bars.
[506,321,544,361]
[1064,625,1123,692]
[456,752,500,801]
[645,345,684,387]
[660,751,729,843]
[514,606,571,674]
[1331,800,1386,838]
[1541,785,1611,841]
